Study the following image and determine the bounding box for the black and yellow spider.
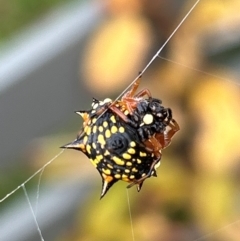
[62,77,179,198]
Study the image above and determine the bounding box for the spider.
[108,76,179,163]
[62,77,179,198]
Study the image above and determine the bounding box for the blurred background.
[0,0,240,240]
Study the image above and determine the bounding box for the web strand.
[126,189,135,241]
[0,149,64,203]
[113,0,200,101]
[94,0,200,123]
[158,56,240,86]
[192,219,240,241]
[22,184,44,241]
[35,167,46,215]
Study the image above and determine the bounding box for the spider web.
[1,0,240,240]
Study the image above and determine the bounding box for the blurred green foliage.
[0,0,75,42]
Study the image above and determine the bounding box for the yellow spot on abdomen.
[111,126,118,134]
[98,126,104,132]
[130,141,136,147]
[86,144,91,153]
[96,155,103,161]
[123,153,131,160]
[128,148,136,154]
[132,167,138,172]
[112,156,125,165]
[103,121,108,128]
[119,127,125,133]
[93,125,97,133]
[97,134,106,145]
[105,129,111,138]
[140,152,147,157]
[102,168,111,175]
[83,136,88,145]
[87,127,92,136]
[84,126,88,133]
[110,115,116,123]
[114,174,121,179]
[104,150,110,156]
[107,164,113,169]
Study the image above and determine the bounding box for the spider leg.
[119,76,141,114]
[162,108,172,126]
[144,136,162,158]
[123,74,152,99]
[156,119,180,149]
[124,75,141,98]
[120,98,137,114]
[164,119,180,142]
[128,120,179,190]
[108,105,138,127]
[126,155,161,190]
[129,120,179,190]
[122,88,152,115]
[134,88,152,98]
[121,88,153,114]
